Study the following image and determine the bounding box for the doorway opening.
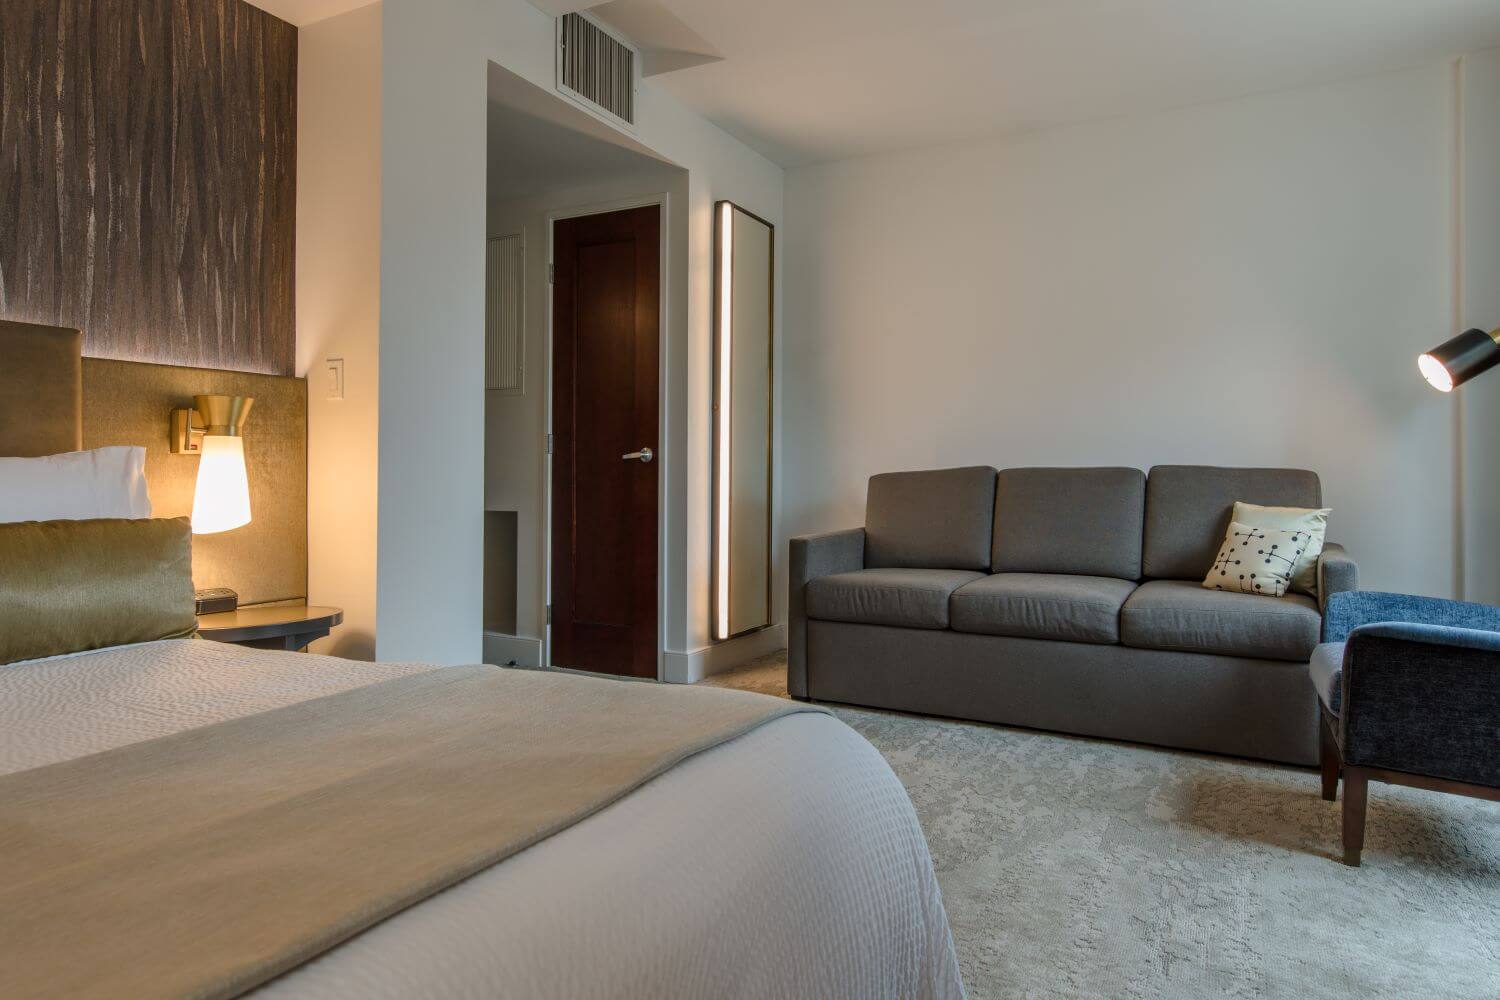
[483,62,685,678]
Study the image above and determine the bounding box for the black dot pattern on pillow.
[1203,522,1312,598]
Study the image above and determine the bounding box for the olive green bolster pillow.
[0,517,197,666]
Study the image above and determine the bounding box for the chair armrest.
[1316,543,1357,612]
[1322,590,1500,643]
[787,528,865,699]
[1338,620,1500,785]
[1353,620,1500,652]
[1340,622,1500,785]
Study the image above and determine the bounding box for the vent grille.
[557,13,635,126]
[486,235,524,394]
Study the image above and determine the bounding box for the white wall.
[784,64,1459,597]
[379,0,782,667]
[1461,49,1500,604]
[297,3,381,657]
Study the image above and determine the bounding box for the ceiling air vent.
[556,12,636,127]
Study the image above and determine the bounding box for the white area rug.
[704,655,1500,1000]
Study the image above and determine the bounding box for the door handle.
[622,447,654,463]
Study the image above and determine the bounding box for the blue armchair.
[1309,591,1500,865]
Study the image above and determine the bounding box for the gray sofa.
[789,465,1359,765]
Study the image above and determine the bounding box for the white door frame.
[541,192,671,680]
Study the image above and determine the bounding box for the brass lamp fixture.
[1418,328,1500,392]
[171,394,254,454]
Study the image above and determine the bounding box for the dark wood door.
[551,206,660,678]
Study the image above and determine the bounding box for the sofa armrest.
[1340,622,1500,786]
[1316,543,1357,613]
[1323,590,1500,643]
[788,528,865,699]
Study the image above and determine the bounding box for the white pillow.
[0,447,152,522]
[1202,522,1310,598]
[1230,501,1330,596]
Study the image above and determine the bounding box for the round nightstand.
[197,604,343,652]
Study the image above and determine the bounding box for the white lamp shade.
[1418,353,1455,392]
[191,435,252,534]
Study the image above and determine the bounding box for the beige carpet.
[703,653,1500,1000]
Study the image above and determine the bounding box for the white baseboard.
[661,623,787,684]
[483,631,544,667]
[487,626,784,683]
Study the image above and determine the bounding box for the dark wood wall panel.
[0,0,297,375]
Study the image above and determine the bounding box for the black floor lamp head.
[1419,328,1500,392]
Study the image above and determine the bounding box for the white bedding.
[1,640,963,999]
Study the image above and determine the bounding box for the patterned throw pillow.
[1202,521,1314,598]
[1230,501,1330,596]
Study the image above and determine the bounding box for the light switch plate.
[326,358,345,401]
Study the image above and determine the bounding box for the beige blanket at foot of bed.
[0,664,824,1000]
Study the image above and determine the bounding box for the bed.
[0,321,963,1000]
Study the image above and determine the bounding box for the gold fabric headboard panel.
[82,359,308,605]
[0,320,83,456]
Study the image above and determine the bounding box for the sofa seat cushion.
[1308,642,1346,715]
[1120,579,1321,661]
[806,568,983,630]
[950,573,1137,644]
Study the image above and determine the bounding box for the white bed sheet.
[1,640,963,1000]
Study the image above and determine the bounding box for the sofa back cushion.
[991,467,1146,579]
[865,466,998,571]
[1143,465,1322,579]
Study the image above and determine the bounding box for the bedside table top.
[197,604,343,644]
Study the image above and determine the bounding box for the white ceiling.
[600,0,1500,166]
[243,0,373,27]
[251,0,1500,167]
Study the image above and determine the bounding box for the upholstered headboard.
[0,320,83,457]
[0,318,309,604]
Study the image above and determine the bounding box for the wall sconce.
[170,395,254,535]
[1419,328,1500,392]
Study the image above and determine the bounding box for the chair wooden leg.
[1319,714,1340,802]
[1342,767,1368,866]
